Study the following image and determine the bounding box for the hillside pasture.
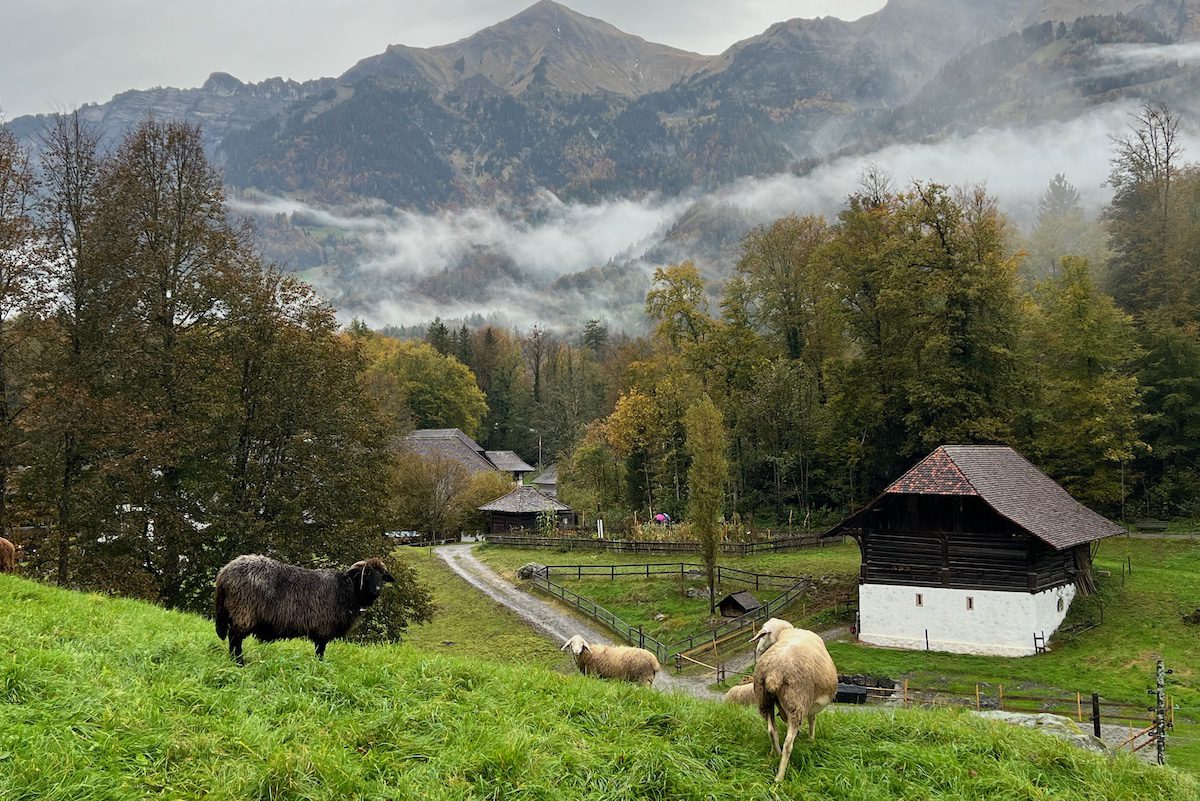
[0,573,1192,800]
[478,537,1200,771]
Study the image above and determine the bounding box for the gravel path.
[436,543,846,700]
[436,543,615,647]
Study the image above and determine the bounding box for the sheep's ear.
[580,642,591,654]
[749,629,768,644]
[381,570,395,583]
[560,640,572,651]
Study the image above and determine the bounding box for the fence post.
[902,679,909,708]
[1155,659,1166,766]
[975,685,981,711]
[1076,692,1082,723]
[1092,692,1101,738]
[998,684,1004,711]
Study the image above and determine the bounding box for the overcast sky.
[1,0,886,119]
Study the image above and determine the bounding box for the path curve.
[435,543,845,700]
[437,543,722,697]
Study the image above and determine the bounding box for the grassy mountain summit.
[0,573,1192,800]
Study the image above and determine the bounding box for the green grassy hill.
[0,574,1193,801]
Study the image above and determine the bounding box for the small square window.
[966,597,974,611]
[915,593,923,607]
[1057,597,1065,613]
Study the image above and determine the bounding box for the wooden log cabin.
[479,485,577,534]
[825,445,1125,656]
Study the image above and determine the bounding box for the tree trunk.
[57,431,77,586]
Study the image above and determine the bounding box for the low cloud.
[237,101,1200,331]
[1092,42,1200,80]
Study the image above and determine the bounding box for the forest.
[0,103,1196,610]
[409,104,1200,534]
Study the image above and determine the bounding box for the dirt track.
[435,543,848,700]
[437,543,727,697]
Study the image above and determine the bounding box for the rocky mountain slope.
[10,0,1200,327]
[340,0,710,98]
[16,0,1163,211]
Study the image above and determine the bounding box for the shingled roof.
[479,485,572,513]
[832,445,1125,550]
[485,450,535,474]
[531,463,558,486]
[398,429,495,475]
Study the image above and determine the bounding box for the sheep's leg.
[774,718,800,784]
[315,640,327,660]
[229,633,245,666]
[807,713,817,741]
[766,709,782,755]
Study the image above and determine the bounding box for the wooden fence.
[540,562,806,590]
[485,532,841,555]
[524,565,809,663]
[872,681,1167,756]
[525,569,672,662]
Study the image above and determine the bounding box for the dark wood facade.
[488,510,577,534]
[846,494,1083,593]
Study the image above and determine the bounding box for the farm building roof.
[398,429,496,475]
[478,485,572,513]
[531,463,558,486]
[717,590,761,616]
[829,445,1125,550]
[485,450,535,474]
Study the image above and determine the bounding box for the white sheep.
[750,616,796,656]
[749,620,839,783]
[723,679,760,707]
[561,634,659,686]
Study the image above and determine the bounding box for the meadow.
[1,572,1193,801]
[479,536,1200,770]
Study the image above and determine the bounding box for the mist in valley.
[238,101,1199,332]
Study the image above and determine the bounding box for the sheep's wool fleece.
[578,643,659,685]
[216,555,356,639]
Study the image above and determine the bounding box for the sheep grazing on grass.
[561,634,659,686]
[0,537,19,574]
[724,680,759,707]
[749,619,838,783]
[214,555,394,665]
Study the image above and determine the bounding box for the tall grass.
[0,574,1192,800]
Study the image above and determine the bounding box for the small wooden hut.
[717,591,762,618]
[480,486,576,534]
[825,445,1124,656]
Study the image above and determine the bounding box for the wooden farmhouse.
[479,485,576,534]
[825,445,1125,656]
[485,450,536,483]
[398,429,532,483]
[530,463,558,497]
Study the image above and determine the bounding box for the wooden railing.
[540,562,806,590]
[524,564,809,664]
[485,532,840,555]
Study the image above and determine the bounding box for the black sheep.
[214,554,394,664]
